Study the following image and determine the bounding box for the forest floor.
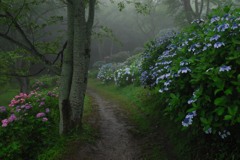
[61,86,178,160]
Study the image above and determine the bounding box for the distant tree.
[163,0,240,24]
[0,0,65,93]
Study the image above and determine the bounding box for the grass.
[0,86,19,106]
[88,78,191,160]
[37,95,98,160]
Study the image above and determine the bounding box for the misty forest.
[1,0,240,159]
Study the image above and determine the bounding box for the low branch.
[0,32,31,51]
[53,41,67,64]
[0,67,45,78]
[5,11,52,65]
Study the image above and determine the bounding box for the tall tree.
[59,0,96,134]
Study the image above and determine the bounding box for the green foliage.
[37,95,98,160]
[97,63,122,83]
[139,6,240,159]
[31,75,59,90]
[114,53,143,86]
[0,83,59,160]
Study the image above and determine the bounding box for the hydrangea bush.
[114,53,143,86]
[0,87,59,159]
[97,63,122,83]
[140,6,240,141]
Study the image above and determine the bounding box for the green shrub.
[140,6,240,159]
[31,75,59,90]
[0,87,59,159]
[97,63,122,83]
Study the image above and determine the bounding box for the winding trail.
[67,88,141,160]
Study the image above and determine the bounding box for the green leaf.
[214,107,225,116]
[200,117,209,125]
[224,88,232,95]
[224,115,232,120]
[232,39,240,45]
[214,96,227,106]
[228,106,238,116]
[224,6,231,13]
[187,107,197,113]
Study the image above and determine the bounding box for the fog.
[90,1,174,64]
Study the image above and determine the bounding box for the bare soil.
[62,88,179,160]
[63,89,141,160]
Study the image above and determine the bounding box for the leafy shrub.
[0,87,59,159]
[140,6,240,158]
[97,63,122,83]
[114,53,143,86]
[114,67,135,86]
[31,75,59,90]
[140,31,177,87]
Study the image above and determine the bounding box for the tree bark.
[59,0,96,135]
[69,0,86,130]
[16,77,30,94]
[182,0,195,23]
[59,1,74,134]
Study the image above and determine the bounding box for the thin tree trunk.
[182,0,195,23]
[59,2,74,134]
[69,0,86,130]
[206,0,210,16]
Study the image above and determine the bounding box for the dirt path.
[66,89,141,160]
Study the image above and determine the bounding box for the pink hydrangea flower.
[42,117,48,122]
[24,104,32,110]
[45,108,50,113]
[39,101,45,107]
[36,112,46,118]
[8,114,17,122]
[0,106,6,113]
[1,119,8,127]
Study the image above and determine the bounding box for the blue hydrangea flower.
[191,18,204,24]
[218,130,231,139]
[178,67,191,74]
[205,128,212,134]
[217,23,230,32]
[219,65,231,72]
[202,46,207,51]
[210,34,221,41]
[211,16,220,23]
[180,61,189,66]
[182,111,197,127]
[214,42,225,48]
[231,22,238,30]
[187,99,197,104]
[164,80,172,86]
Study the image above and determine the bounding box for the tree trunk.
[59,2,74,134]
[16,77,30,94]
[69,0,86,130]
[182,0,195,23]
[59,0,96,135]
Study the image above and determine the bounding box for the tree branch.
[0,32,31,51]
[0,67,46,78]
[53,41,67,64]
[5,11,52,65]
[87,0,96,34]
